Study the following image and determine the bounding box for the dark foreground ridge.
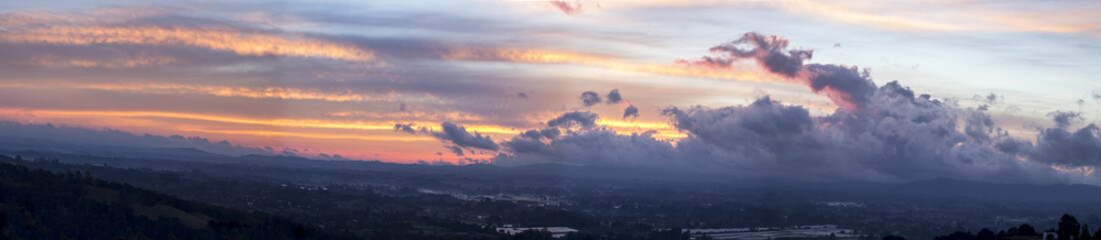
[0,158,354,240]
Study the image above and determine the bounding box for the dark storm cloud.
[802,64,877,109]
[662,96,815,153]
[1029,123,1101,168]
[686,32,879,110]
[493,79,1062,183]
[1016,112,1101,169]
[431,122,499,151]
[580,91,602,106]
[623,105,639,119]
[498,128,679,168]
[606,89,623,104]
[546,111,599,129]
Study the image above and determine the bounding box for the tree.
[1060,214,1082,240]
[513,229,553,240]
[977,228,995,240]
[1083,225,1093,240]
[1021,224,1038,236]
[882,235,907,240]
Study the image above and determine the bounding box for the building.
[497,226,578,238]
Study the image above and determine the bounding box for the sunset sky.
[2,0,1101,183]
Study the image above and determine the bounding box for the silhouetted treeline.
[927,214,1101,240]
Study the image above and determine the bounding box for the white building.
[497,226,578,238]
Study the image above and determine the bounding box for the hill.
[0,159,354,240]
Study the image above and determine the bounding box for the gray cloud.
[623,105,639,119]
[688,32,878,110]
[518,92,528,98]
[394,123,418,134]
[431,122,499,151]
[706,32,813,77]
[493,79,1065,183]
[546,111,599,129]
[521,128,561,140]
[1049,111,1083,128]
[606,89,623,104]
[580,91,602,106]
[1028,123,1101,168]
[446,145,465,156]
[974,93,1000,104]
[498,128,680,168]
[0,121,274,157]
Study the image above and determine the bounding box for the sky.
[1,0,1100,184]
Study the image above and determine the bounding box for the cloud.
[1015,113,1101,169]
[0,82,407,103]
[1049,111,1083,128]
[518,92,528,98]
[0,120,274,157]
[548,1,584,15]
[497,85,1060,183]
[623,105,639,119]
[580,91,602,106]
[498,128,679,168]
[521,128,561,140]
[430,122,499,151]
[687,32,878,110]
[606,89,623,104]
[1029,124,1101,169]
[446,145,465,156]
[487,32,1085,184]
[546,111,599,129]
[0,11,376,62]
[394,123,418,134]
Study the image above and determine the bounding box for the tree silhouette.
[977,228,995,240]
[1021,224,1038,236]
[882,235,907,240]
[1082,225,1092,240]
[1060,214,1081,240]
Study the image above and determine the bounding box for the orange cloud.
[595,119,686,140]
[177,127,436,142]
[330,110,485,122]
[441,47,774,81]
[0,82,427,103]
[27,54,177,68]
[0,108,519,135]
[1051,164,1096,176]
[0,24,375,62]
